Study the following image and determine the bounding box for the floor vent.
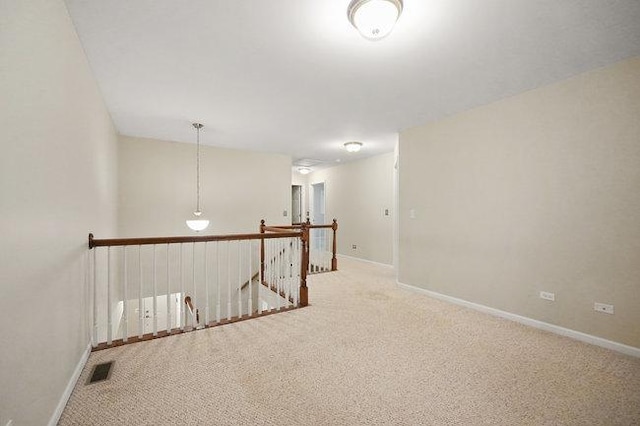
[87,361,114,384]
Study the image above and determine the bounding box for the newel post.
[299,222,309,307]
[331,219,338,271]
[259,220,266,285]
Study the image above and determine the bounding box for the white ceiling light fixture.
[344,141,363,152]
[186,123,210,232]
[347,0,403,41]
[297,167,312,175]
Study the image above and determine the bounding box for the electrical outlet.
[283,210,288,217]
[594,303,614,314]
[539,291,555,301]
[409,209,416,219]
[383,208,390,217]
[351,244,357,250]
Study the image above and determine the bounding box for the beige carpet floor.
[60,257,640,425]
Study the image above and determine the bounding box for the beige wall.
[0,1,119,424]
[308,153,395,265]
[399,57,640,348]
[118,136,291,236]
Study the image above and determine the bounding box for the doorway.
[291,185,303,224]
[310,182,325,225]
[310,182,326,251]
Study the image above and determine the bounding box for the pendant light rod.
[186,122,209,231]
[193,122,203,214]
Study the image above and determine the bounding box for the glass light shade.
[298,167,311,175]
[344,141,363,152]
[349,0,402,41]
[186,211,209,231]
[186,219,210,232]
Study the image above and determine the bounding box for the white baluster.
[248,240,252,316]
[267,239,272,311]
[326,229,330,271]
[284,239,288,302]
[107,247,112,345]
[166,243,171,334]
[192,242,196,329]
[123,246,128,342]
[295,237,300,300]
[138,245,143,339]
[204,242,209,326]
[238,240,242,318]
[308,229,312,274]
[92,247,97,347]
[258,239,263,315]
[153,244,157,336]
[287,238,292,306]
[227,241,232,320]
[277,239,282,311]
[216,241,221,323]
[180,243,184,331]
[274,239,278,307]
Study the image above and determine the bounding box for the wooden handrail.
[262,226,300,233]
[266,223,334,229]
[88,231,301,249]
[184,296,200,324]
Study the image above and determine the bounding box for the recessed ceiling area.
[65,0,640,166]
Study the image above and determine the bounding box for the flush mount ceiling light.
[297,167,312,175]
[344,141,363,152]
[186,123,210,232]
[347,0,403,41]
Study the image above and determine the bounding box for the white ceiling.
[65,0,640,168]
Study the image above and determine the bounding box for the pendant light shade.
[347,0,403,41]
[186,212,209,232]
[186,123,210,232]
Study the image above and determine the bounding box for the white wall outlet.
[594,302,614,314]
[540,291,555,301]
[283,209,288,217]
[409,209,416,219]
[383,208,390,217]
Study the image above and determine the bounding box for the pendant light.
[347,0,403,41]
[186,123,210,232]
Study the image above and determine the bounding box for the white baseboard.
[48,343,92,426]
[337,254,393,269]
[397,281,640,358]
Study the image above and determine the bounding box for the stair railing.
[261,218,337,274]
[87,228,307,350]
